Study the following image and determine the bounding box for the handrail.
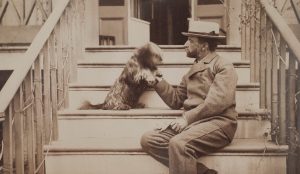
[260,0,300,62]
[0,0,70,113]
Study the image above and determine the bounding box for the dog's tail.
[78,100,104,110]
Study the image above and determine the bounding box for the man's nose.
[184,41,189,47]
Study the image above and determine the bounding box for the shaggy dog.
[78,42,163,110]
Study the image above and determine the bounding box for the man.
[140,21,238,174]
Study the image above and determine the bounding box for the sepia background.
[0,0,299,173]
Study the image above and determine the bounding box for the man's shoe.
[205,169,218,174]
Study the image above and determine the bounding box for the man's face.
[184,37,202,58]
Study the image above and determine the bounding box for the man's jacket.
[154,52,238,140]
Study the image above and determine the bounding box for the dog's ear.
[136,42,152,68]
[136,42,161,70]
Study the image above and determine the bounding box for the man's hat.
[182,20,226,39]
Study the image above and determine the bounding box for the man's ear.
[203,42,209,50]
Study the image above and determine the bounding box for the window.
[99,0,124,6]
[197,0,223,5]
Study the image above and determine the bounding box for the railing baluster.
[241,0,246,61]
[288,51,296,140]
[297,63,300,174]
[60,12,67,108]
[278,36,287,145]
[287,51,297,174]
[24,70,35,174]
[50,34,58,140]
[78,0,85,64]
[245,0,251,61]
[34,55,45,174]
[43,42,51,145]
[61,9,69,108]
[259,5,267,108]
[3,105,13,174]
[56,20,64,110]
[254,0,261,82]
[14,88,24,174]
[250,0,256,82]
[64,8,70,107]
[271,27,279,143]
[70,1,77,82]
[265,17,272,111]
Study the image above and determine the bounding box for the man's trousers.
[140,121,232,174]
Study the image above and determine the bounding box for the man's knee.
[140,131,153,151]
[169,134,186,152]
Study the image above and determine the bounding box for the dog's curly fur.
[78,42,163,110]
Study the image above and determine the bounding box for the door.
[138,0,190,45]
[98,0,128,45]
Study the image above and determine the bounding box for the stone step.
[77,62,250,85]
[68,83,260,111]
[58,109,271,140]
[45,138,287,174]
[83,45,242,63]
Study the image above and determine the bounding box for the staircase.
[44,45,288,174]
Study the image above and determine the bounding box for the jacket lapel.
[186,63,207,78]
[203,52,217,64]
[186,52,218,78]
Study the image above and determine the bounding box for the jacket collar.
[187,52,218,78]
[194,52,218,64]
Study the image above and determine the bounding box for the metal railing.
[0,0,84,173]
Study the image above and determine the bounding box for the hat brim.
[182,32,226,39]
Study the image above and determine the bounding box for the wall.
[84,0,99,46]
[128,17,150,46]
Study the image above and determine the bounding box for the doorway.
[139,0,190,45]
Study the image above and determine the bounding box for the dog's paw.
[114,104,131,110]
[135,103,145,108]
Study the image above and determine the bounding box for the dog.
[78,42,163,110]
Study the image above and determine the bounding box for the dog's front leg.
[137,69,157,86]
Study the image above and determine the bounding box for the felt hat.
[182,20,226,39]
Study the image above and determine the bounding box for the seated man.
[140,21,238,174]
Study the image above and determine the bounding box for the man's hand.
[145,70,163,87]
[169,117,188,133]
[155,121,171,132]
[155,117,188,133]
